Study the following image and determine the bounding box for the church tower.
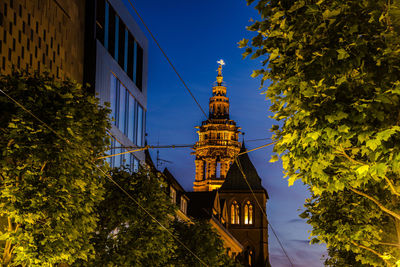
[193,60,241,192]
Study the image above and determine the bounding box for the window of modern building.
[231,201,240,224]
[97,0,143,90]
[106,138,139,172]
[96,0,105,43]
[127,32,135,80]
[128,92,136,141]
[104,1,109,48]
[130,153,139,173]
[123,28,128,72]
[110,73,145,145]
[180,197,187,214]
[136,103,144,147]
[107,3,115,56]
[118,83,126,133]
[114,15,119,60]
[117,19,125,67]
[244,201,253,224]
[170,187,176,204]
[110,74,118,125]
[136,44,143,90]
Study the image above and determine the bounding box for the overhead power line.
[0,89,209,267]
[125,0,207,119]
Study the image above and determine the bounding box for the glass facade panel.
[107,4,115,56]
[104,1,109,49]
[114,16,119,60]
[118,85,126,133]
[118,20,125,67]
[96,0,105,44]
[124,28,128,72]
[110,74,117,125]
[110,74,144,145]
[136,43,143,90]
[136,104,143,146]
[133,157,139,172]
[97,1,144,88]
[114,147,121,168]
[128,93,135,141]
[133,41,137,84]
[127,33,134,80]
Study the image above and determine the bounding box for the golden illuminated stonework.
[193,60,241,192]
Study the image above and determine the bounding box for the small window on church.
[170,187,176,204]
[180,197,187,214]
[231,201,240,224]
[244,201,253,224]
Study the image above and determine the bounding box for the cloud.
[287,218,303,224]
[290,239,311,245]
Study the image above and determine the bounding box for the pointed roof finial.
[216,59,225,85]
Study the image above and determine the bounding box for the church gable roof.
[219,143,266,193]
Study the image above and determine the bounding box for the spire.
[209,59,229,119]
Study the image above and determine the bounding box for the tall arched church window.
[231,201,240,224]
[244,201,253,224]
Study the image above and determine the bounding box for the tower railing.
[195,140,240,147]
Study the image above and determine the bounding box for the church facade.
[191,61,270,266]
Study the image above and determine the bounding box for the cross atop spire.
[216,59,225,86]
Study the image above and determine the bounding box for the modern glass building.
[0,0,148,171]
[88,0,148,170]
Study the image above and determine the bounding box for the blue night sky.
[123,0,327,266]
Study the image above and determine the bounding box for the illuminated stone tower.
[193,60,241,192]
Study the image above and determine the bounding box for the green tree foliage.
[86,167,177,266]
[171,220,240,267]
[0,72,110,265]
[324,246,372,267]
[243,0,400,265]
[301,189,394,266]
[87,168,239,267]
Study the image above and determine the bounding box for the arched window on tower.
[244,201,253,224]
[231,201,240,224]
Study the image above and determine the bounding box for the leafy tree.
[85,167,177,266]
[171,219,240,267]
[0,72,110,265]
[301,188,394,266]
[324,246,372,267]
[243,0,400,265]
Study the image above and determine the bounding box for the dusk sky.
[124,0,327,266]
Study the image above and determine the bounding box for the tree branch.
[350,187,400,220]
[351,241,390,266]
[335,148,365,166]
[382,175,400,197]
[377,241,400,247]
